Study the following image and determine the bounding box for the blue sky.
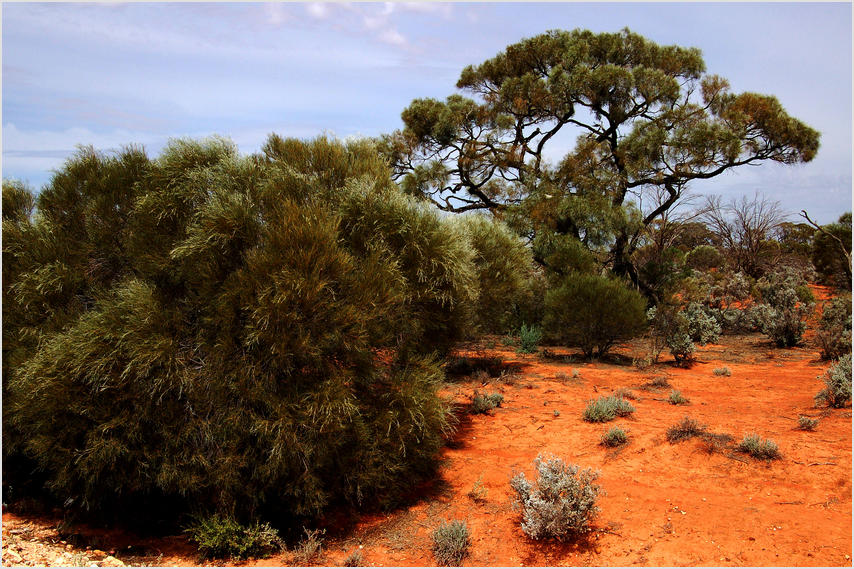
[2,2,851,223]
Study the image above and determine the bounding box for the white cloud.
[306,3,331,20]
[378,28,407,47]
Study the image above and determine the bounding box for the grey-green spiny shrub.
[736,434,781,460]
[815,354,852,408]
[518,323,543,354]
[5,136,475,523]
[816,295,852,360]
[752,269,815,347]
[510,455,601,541]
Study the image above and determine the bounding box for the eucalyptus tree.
[383,28,820,291]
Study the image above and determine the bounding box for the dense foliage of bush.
[471,391,504,414]
[185,514,283,560]
[815,354,852,408]
[647,305,694,365]
[543,273,647,358]
[600,426,628,447]
[816,295,852,360]
[812,212,852,288]
[753,269,815,347]
[685,245,724,272]
[431,520,470,566]
[3,136,489,523]
[510,455,600,541]
[453,215,536,334]
[683,303,721,345]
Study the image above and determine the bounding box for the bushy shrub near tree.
[543,273,647,358]
[518,323,543,354]
[752,269,815,347]
[647,304,695,365]
[3,136,484,524]
[811,212,851,289]
[815,354,852,408]
[683,303,721,345]
[510,455,600,541]
[453,214,536,334]
[816,295,852,360]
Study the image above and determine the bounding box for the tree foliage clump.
[3,136,493,524]
[543,273,647,358]
[384,28,820,293]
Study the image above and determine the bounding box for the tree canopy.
[382,28,820,291]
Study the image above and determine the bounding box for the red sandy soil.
[3,288,851,567]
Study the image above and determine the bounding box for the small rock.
[92,550,106,557]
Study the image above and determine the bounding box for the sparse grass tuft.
[668,390,689,405]
[713,367,731,377]
[614,387,638,400]
[292,528,325,566]
[467,475,488,503]
[432,520,470,566]
[666,417,707,443]
[797,416,819,431]
[600,426,629,447]
[736,434,781,460]
[582,396,635,423]
[342,549,364,567]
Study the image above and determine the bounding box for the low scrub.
[292,528,326,566]
[510,455,601,541]
[797,416,819,431]
[668,390,690,405]
[471,391,504,414]
[343,549,364,567]
[816,295,852,360]
[600,426,629,447]
[713,367,731,377]
[431,520,470,566]
[582,396,635,423]
[815,354,852,408]
[666,417,707,443]
[518,324,543,354]
[736,434,781,460]
[185,514,283,560]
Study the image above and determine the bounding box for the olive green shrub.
[4,136,481,524]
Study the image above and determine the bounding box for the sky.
[2,2,852,224]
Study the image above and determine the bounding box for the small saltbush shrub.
[600,426,628,447]
[431,520,470,566]
[684,303,721,345]
[510,455,601,541]
[582,396,635,422]
[753,269,815,347]
[816,296,852,360]
[736,434,781,460]
[666,417,707,443]
[185,514,283,560]
[518,324,543,354]
[797,416,819,431]
[648,305,695,365]
[713,367,731,377]
[668,390,689,405]
[471,391,504,414]
[815,354,852,408]
[543,274,647,358]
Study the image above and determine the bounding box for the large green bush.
[752,269,815,347]
[816,295,852,360]
[4,136,479,524]
[543,273,647,358]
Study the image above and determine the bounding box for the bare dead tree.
[703,192,787,278]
